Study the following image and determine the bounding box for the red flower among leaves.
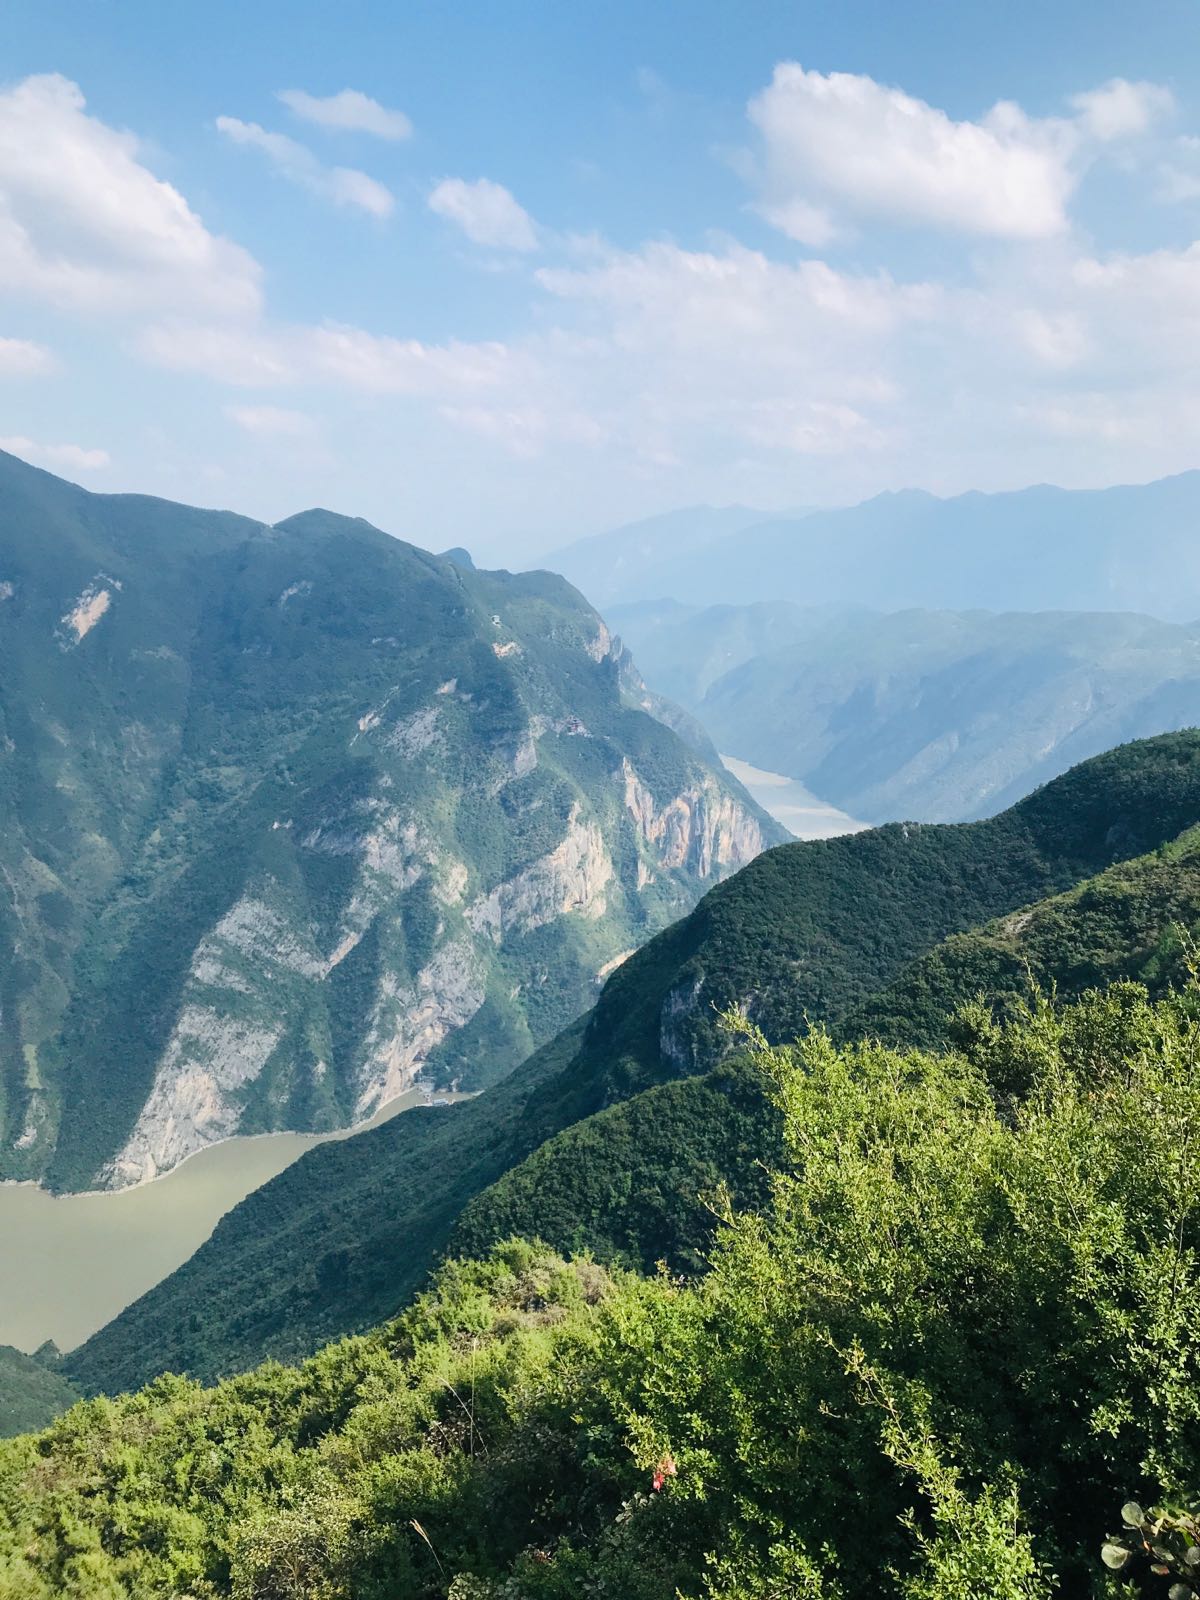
[652,1452,677,1492]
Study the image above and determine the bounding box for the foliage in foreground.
[4,980,1200,1598]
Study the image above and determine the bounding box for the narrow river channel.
[0,1088,434,1353]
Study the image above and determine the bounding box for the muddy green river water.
[0,1089,429,1353]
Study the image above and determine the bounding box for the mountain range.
[548,471,1200,617]
[62,730,1200,1398]
[611,599,1200,823]
[0,449,777,1193]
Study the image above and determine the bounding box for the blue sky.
[1,0,1199,562]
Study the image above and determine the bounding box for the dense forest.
[3,981,1199,1597]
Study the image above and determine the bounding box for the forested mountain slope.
[451,812,1200,1274]
[611,599,1200,823]
[7,985,1200,1599]
[0,450,775,1192]
[0,1343,79,1438]
[65,732,1200,1395]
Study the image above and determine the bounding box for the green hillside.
[6,983,1200,1598]
[844,821,1200,1050]
[64,731,1200,1396]
[0,1343,79,1438]
[452,813,1200,1277]
[0,449,775,1193]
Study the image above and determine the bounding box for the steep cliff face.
[0,452,781,1191]
[621,760,766,879]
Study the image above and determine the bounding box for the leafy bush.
[6,980,1200,1596]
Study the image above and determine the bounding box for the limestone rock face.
[621,759,769,879]
[0,452,784,1191]
[466,807,614,945]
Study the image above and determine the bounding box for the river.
[0,1088,439,1353]
[720,753,868,840]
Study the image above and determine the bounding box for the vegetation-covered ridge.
[63,730,1200,1396]
[5,981,1200,1598]
[0,1343,78,1439]
[446,806,1200,1275]
[0,448,776,1192]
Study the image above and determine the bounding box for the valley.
[7,13,1200,1593]
[615,600,1200,823]
[718,753,866,838]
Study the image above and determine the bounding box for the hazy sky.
[2,0,1200,563]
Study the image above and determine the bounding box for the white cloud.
[138,322,296,386]
[749,64,1076,240]
[538,241,938,352]
[0,74,261,315]
[0,434,109,471]
[34,57,1198,533]
[756,197,837,249]
[217,117,394,217]
[1010,308,1090,369]
[0,336,55,375]
[428,178,539,251]
[277,88,411,141]
[307,323,520,391]
[142,318,521,397]
[1069,78,1173,141]
[225,403,316,436]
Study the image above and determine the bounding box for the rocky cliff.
[0,451,779,1191]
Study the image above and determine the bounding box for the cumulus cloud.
[19,60,1199,526]
[217,117,393,216]
[138,322,296,386]
[277,87,411,140]
[0,435,109,472]
[749,64,1076,240]
[1069,78,1174,141]
[439,403,606,459]
[534,241,937,463]
[428,178,539,251]
[0,74,261,315]
[0,336,55,375]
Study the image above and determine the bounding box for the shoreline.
[0,1083,470,1202]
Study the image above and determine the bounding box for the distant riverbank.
[0,1088,454,1352]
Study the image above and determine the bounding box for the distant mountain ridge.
[550,472,1200,618]
[0,450,778,1193]
[611,600,1200,823]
